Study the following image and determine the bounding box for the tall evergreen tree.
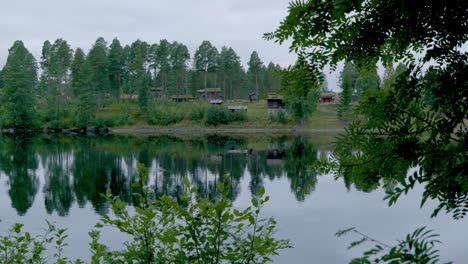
[108,38,124,100]
[1,41,37,128]
[87,37,110,107]
[73,49,96,127]
[170,42,190,97]
[155,39,171,95]
[381,64,397,90]
[194,41,219,92]
[247,51,263,97]
[39,40,52,95]
[127,40,150,114]
[48,39,73,126]
[338,62,358,118]
[219,46,242,100]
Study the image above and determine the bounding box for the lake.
[0,134,466,263]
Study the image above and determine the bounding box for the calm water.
[0,134,466,263]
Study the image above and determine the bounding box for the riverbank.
[111,128,345,134]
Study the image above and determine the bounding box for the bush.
[94,116,118,128]
[270,110,288,124]
[190,104,208,121]
[148,108,184,126]
[205,106,233,126]
[231,110,247,122]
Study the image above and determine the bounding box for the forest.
[0,38,284,129]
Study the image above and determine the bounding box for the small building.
[150,87,164,98]
[320,92,336,103]
[122,94,139,100]
[171,95,194,103]
[197,88,223,101]
[249,92,258,103]
[267,94,286,115]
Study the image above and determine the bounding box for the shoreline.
[111,128,345,134]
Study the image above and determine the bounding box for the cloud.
[0,0,295,67]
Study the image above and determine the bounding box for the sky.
[0,0,344,91]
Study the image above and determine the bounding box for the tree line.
[0,38,283,129]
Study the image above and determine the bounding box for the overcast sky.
[0,1,295,66]
[0,0,344,91]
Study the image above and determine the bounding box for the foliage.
[268,0,467,261]
[268,0,468,218]
[280,56,321,124]
[190,103,208,121]
[269,110,289,125]
[206,107,232,126]
[1,40,38,128]
[338,62,357,118]
[73,54,97,128]
[205,106,246,126]
[90,163,290,263]
[336,227,448,264]
[0,221,81,264]
[147,104,184,126]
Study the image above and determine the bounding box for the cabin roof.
[321,92,336,98]
[267,93,283,100]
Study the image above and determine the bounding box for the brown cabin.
[267,94,286,115]
[197,88,223,101]
[171,95,194,103]
[249,92,258,103]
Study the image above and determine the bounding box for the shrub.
[0,164,291,263]
[91,163,291,263]
[148,108,184,126]
[94,116,117,128]
[270,111,288,124]
[190,104,208,121]
[231,110,247,122]
[205,106,233,126]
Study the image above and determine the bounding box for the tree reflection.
[0,134,329,216]
[284,138,318,202]
[0,136,39,215]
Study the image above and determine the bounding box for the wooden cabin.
[249,92,258,103]
[197,88,223,101]
[267,94,285,115]
[171,95,194,103]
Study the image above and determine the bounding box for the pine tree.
[155,39,171,95]
[194,41,219,92]
[108,38,124,101]
[73,49,96,127]
[87,37,110,107]
[338,62,357,118]
[1,41,38,128]
[170,42,190,97]
[247,51,263,97]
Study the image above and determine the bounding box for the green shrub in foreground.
[0,163,290,263]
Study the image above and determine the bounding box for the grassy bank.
[93,100,348,130]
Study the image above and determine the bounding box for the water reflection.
[0,134,332,216]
